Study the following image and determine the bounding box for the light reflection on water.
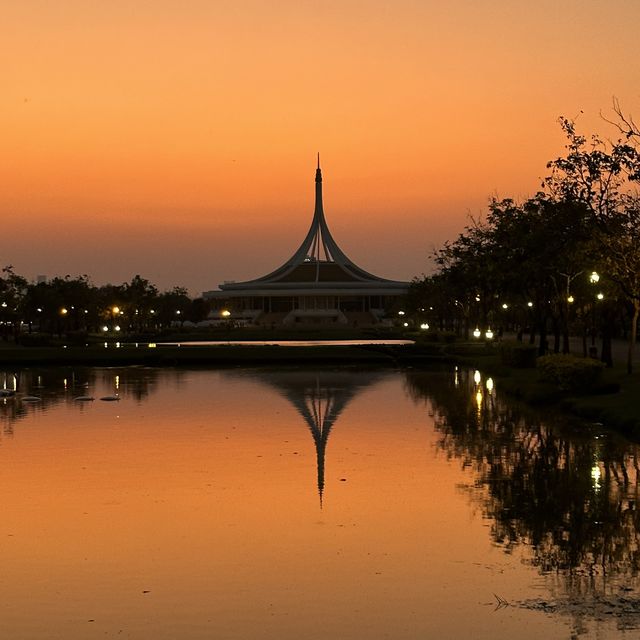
[0,365,639,639]
[99,339,415,348]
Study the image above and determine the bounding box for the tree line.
[0,271,211,340]
[408,101,640,373]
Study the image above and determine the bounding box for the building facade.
[203,160,409,326]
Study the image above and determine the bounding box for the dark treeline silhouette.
[0,270,211,340]
[408,102,640,373]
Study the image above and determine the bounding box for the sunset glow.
[2,1,638,293]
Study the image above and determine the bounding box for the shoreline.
[0,343,411,367]
[2,340,639,438]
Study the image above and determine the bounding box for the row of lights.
[473,328,494,340]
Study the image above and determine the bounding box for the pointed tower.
[204,159,409,325]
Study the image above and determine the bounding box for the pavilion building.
[203,159,409,326]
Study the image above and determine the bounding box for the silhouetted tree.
[0,266,27,340]
[545,114,640,370]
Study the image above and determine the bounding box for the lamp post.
[588,272,602,359]
[111,306,120,332]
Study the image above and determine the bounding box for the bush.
[65,331,89,346]
[16,333,53,347]
[410,331,457,344]
[499,341,537,368]
[537,354,605,393]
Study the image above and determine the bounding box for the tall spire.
[219,156,410,287]
[314,154,324,250]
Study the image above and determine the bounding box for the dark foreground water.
[1,365,639,639]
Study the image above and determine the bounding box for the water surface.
[1,366,639,639]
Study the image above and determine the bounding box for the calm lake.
[1,365,639,639]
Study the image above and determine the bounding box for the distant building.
[203,159,409,326]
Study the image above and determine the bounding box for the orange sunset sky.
[2,0,639,295]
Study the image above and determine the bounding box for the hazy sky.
[2,0,639,295]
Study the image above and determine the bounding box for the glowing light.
[485,329,494,340]
[398,311,405,316]
[590,271,600,283]
[115,375,120,389]
[420,323,429,330]
[148,343,157,348]
[567,295,574,303]
[0,302,6,308]
[591,464,602,492]
[475,295,480,302]
[150,309,156,314]
[60,307,68,315]
[114,325,121,332]
[476,390,483,410]
[527,301,533,308]
[502,303,508,310]
[37,308,42,312]
[221,310,231,317]
[473,328,481,338]
[474,370,481,385]
[102,325,109,332]
[112,306,120,315]
[486,377,494,393]
[403,322,409,327]
[597,293,604,300]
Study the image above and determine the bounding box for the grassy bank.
[0,342,404,367]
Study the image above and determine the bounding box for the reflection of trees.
[405,368,640,596]
[238,368,387,505]
[0,367,177,433]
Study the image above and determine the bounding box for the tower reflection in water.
[240,368,386,505]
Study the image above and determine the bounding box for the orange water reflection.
[0,367,638,639]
